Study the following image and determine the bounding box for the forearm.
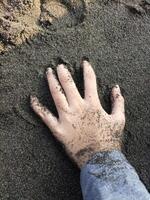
[80,150,150,200]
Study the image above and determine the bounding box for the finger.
[30,95,61,137]
[46,68,69,114]
[111,85,125,120]
[57,64,82,105]
[83,60,101,106]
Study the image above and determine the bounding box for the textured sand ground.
[0,0,150,199]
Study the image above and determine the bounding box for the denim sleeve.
[80,150,150,200]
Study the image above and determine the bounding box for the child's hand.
[31,61,125,168]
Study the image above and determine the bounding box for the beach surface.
[0,0,150,199]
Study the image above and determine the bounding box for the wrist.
[73,142,122,168]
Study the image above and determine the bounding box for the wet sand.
[0,0,150,199]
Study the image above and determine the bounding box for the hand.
[31,60,125,168]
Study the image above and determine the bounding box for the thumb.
[30,95,64,142]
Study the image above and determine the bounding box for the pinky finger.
[30,95,59,133]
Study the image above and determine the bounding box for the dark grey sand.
[0,0,150,199]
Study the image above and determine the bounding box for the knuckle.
[40,107,49,118]
[120,119,125,128]
[61,74,67,82]
[86,71,96,80]
[112,114,125,127]
[53,125,61,135]
[36,109,43,118]
[53,96,62,104]
[114,93,123,100]
[120,95,124,101]
[117,116,126,127]
[61,74,72,84]
[48,125,64,142]
[74,100,85,110]
[118,94,124,101]
[51,83,60,91]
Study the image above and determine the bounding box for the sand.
[0,0,150,199]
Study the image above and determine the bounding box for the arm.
[81,150,150,200]
[30,60,150,199]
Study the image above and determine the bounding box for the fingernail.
[83,60,89,64]
[58,64,64,67]
[82,56,89,62]
[46,67,52,74]
[114,84,119,89]
[58,64,67,69]
[114,85,121,93]
[81,60,89,69]
[30,95,38,103]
